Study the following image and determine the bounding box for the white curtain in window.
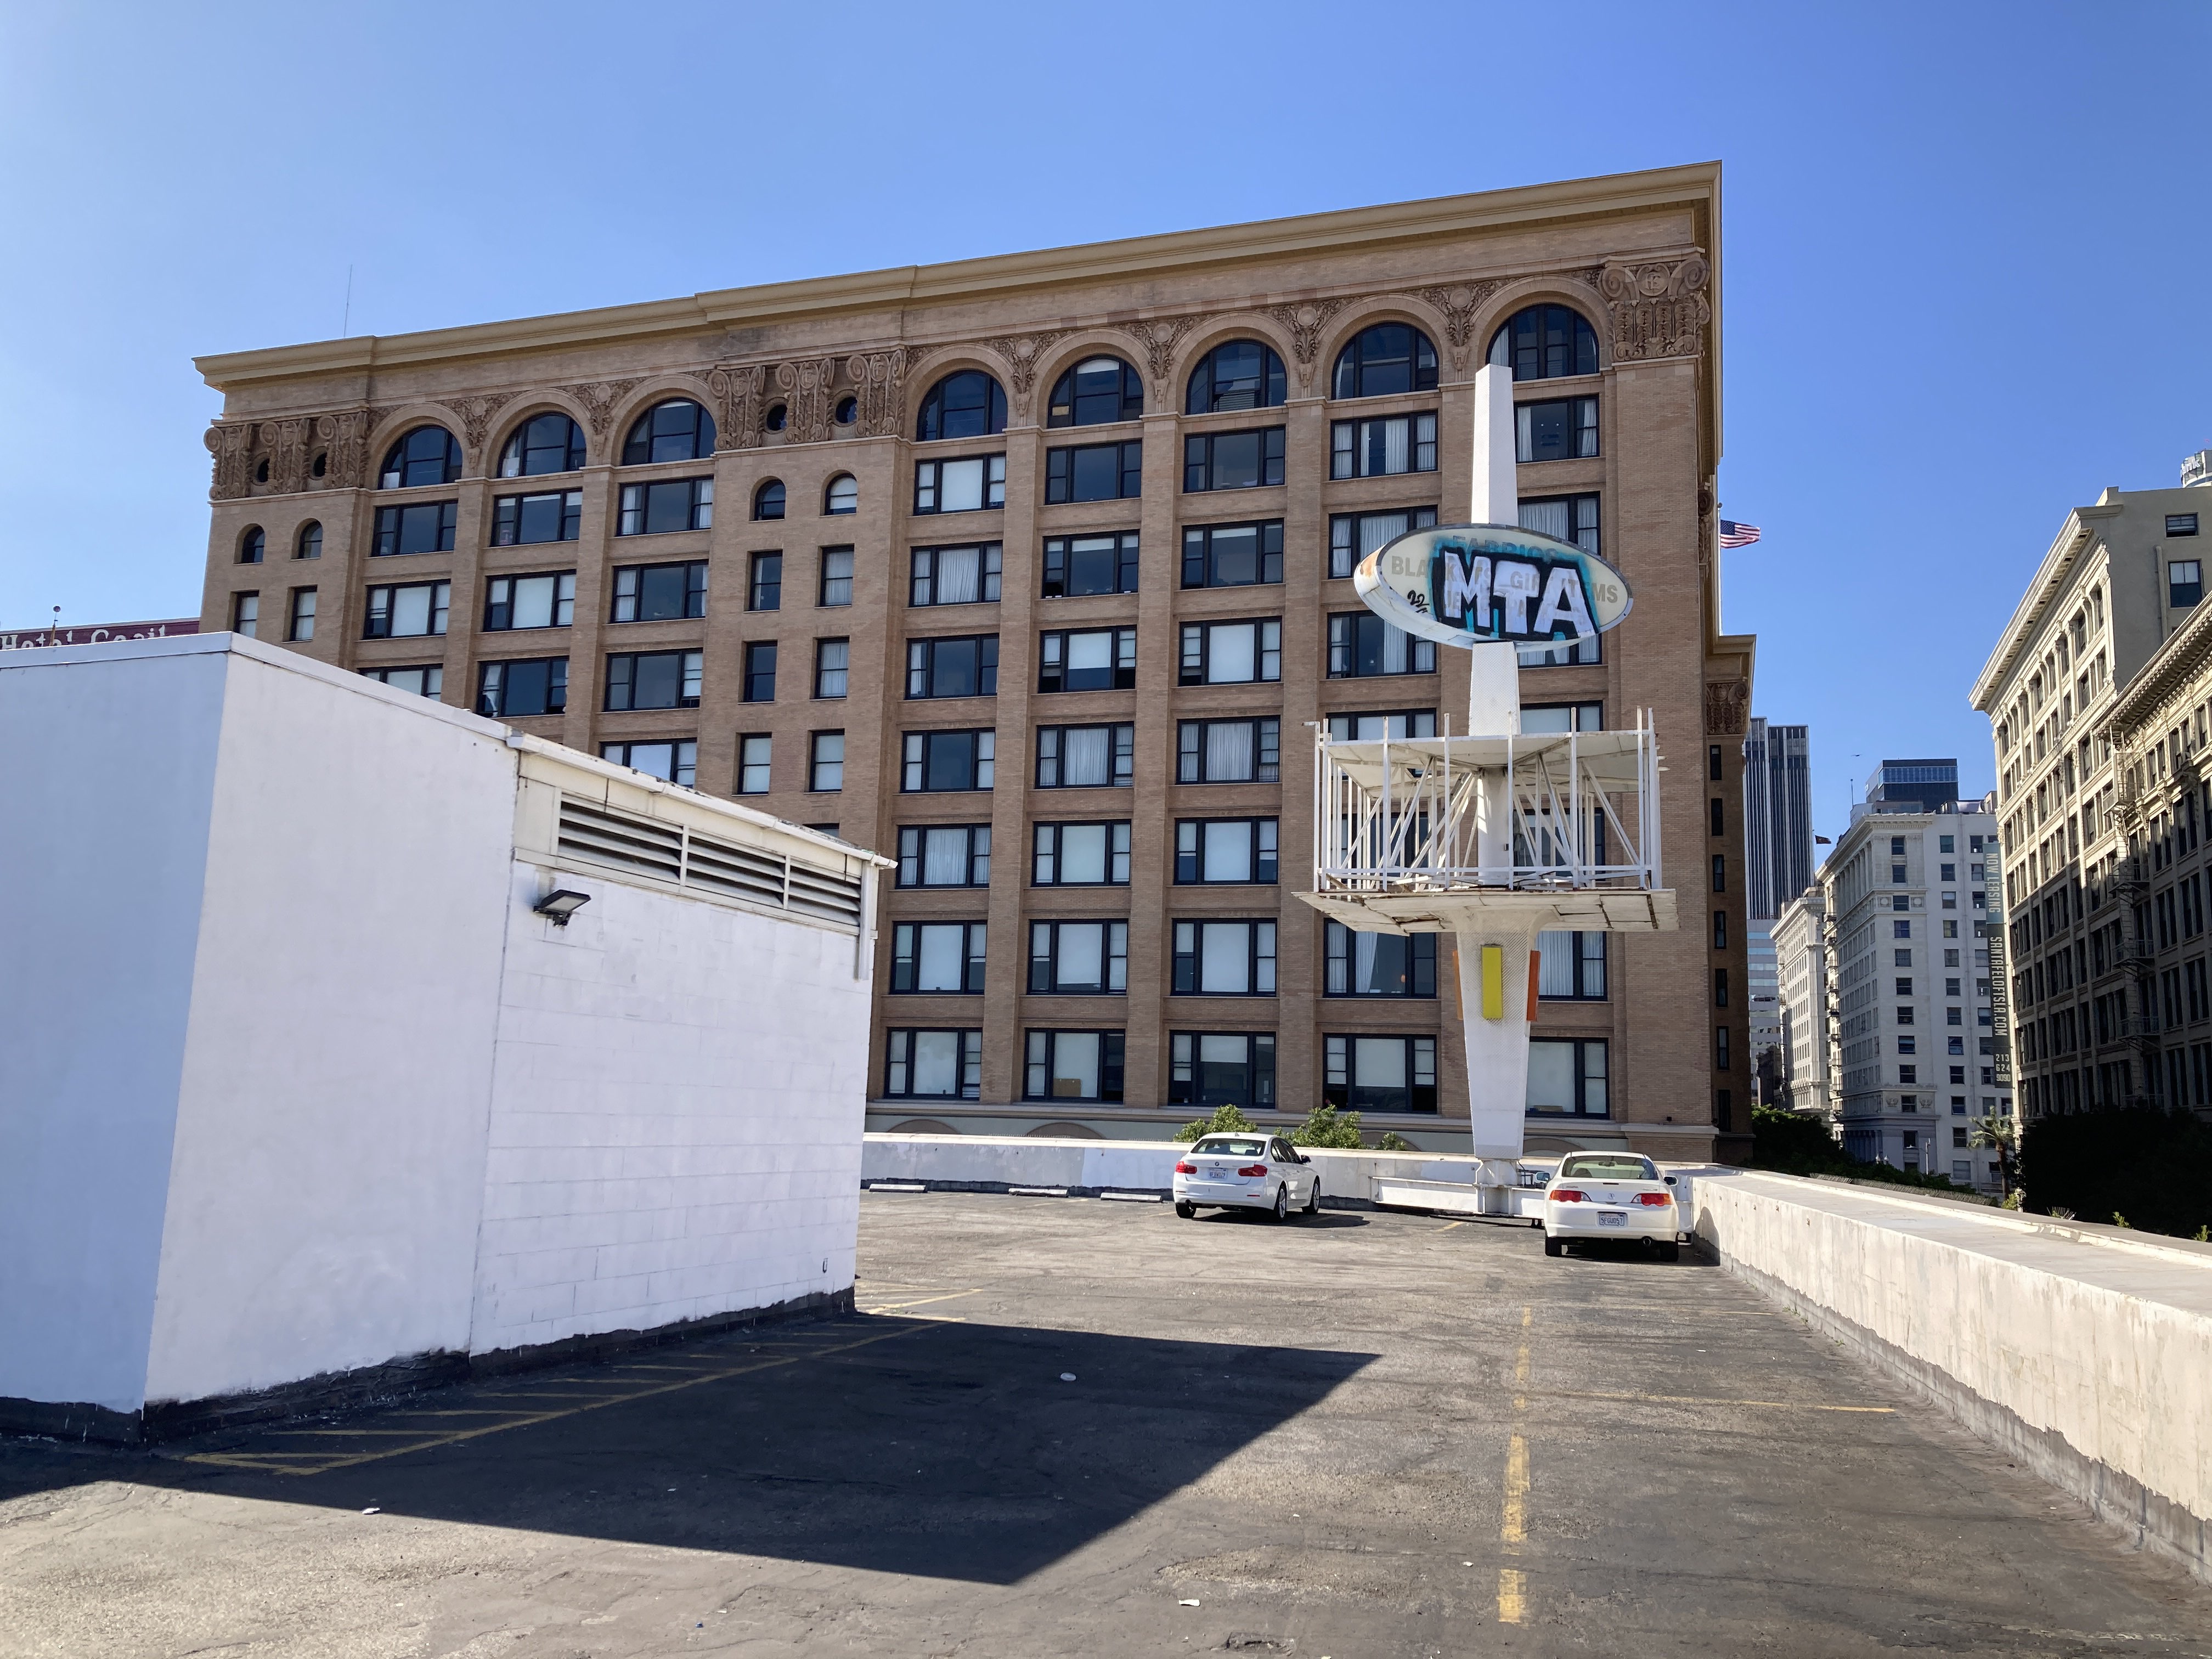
[1204,723,1253,781]
[1060,726,1111,786]
[1207,624,1255,684]
[938,460,985,514]
[1520,706,1575,735]
[1066,631,1114,673]
[1059,823,1108,882]
[1381,419,1409,474]
[1581,1042,1609,1114]
[1360,513,1407,556]
[922,827,969,884]
[934,545,980,602]
[1536,930,1576,997]
[393,586,433,636]
[1381,623,1409,674]
[912,1031,961,1095]
[1200,924,1250,993]
[1199,1034,1246,1068]
[1352,932,1384,993]
[1526,1040,1577,1111]
[1052,1032,1101,1097]
[1520,499,1570,543]
[1353,1037,1406,1089]
[1057,924,1104,987]
[917,926,966,991]
[1201,822,1251,881]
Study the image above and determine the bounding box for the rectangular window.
[1536,930,1607,998]
[360,664,442,698]
[617,478,713,536]
[1167,1032,1276,1109]
[1324,1035,1438,1114]
[600,739,697,787]
[1515,397,1599,463]
[1717,1025,1732,1071]
[1327,710,1437,740]
[1714,911,1729,949]
[2169,514,2200,537]
[1033,821,1132,885]
[1029,920,1129,994]
[1180,618,1281,685]
[491,489,582,546]
[476,657,568,718]
[286,587,316,642]
[914,455,1006,514]
[483,572,575,631]
[1042,532,1139,597]
[372,500,457,556]
[2172,561,2202,608]
[891,922,988,994]
[1716,969,1730,1008]
[819,547,854,607]
[1186,427,1286,491]
[883,1029,983,1099]
[907,635,998,698]
[1330,413,1437,478]
[611,561,708,623]
[809,730,844,791]
[1527,1037,1609,1116]
[1894,920,1912,939]
[901,729,995,792]
[1519,702,1602,733]
[1519,494,1601,555]
[1047,440,1143,502]
[1172,919,1277,995]
[814,638,849,698]
[748,552,782,612]
[1035,723,1135,788]
[1328,613,1436,676]
[898,824,991,888]
[231,591,259,636]
[736,733,771,794]
[1025,1030,1125,1103]
[1323,921,1436,997]
[1175,819,1278,884]
[1177,718,1280,783]
[1039,627,1137,692]
[605,650,703,710]
[1182,521,1284,588]
[911,543,1003,606]
[1713,854,1727,893]
[363,580,451,639]
[1329,507,1438,579]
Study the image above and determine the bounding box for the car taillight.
[1237,1164,1269,1177]
[1175,1162,1198,1175]
[1550,1188,1587,1203]
[1636,1192,1673,1207]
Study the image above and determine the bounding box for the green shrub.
[1747,1103,1970,1194]
[1173,1104,1258,1142]
[1289,1105,1365,1148]
[1375,1132,1415,1152]
[2017,1108,2212,1239]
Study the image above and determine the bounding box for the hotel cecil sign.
[1353,524,1632,651]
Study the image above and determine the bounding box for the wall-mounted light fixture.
[533,889,591,927]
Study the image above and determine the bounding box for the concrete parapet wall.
[1692,1172,2212,1583]
[861,1134,1499,1202]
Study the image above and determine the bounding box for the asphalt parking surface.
[3,1192,2210,1657]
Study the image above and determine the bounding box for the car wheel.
[1271,1185,1288,1223]
[1175,1201,1196,1219]
[1543,1236,1564,1257]
[1304,1182,1321,1216]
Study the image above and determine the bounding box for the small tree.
[1969,1113,2017,1196]
[1289,1104,1364,1148]
[1376,1131,1415,1152]
[1173,1103,1258,1142]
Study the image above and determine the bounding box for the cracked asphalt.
[3,1191,2210,1657]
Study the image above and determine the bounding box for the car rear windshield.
[1192,1137,1268,1157]
[1558,1154,1657,1181]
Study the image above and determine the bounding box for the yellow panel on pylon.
[1480,944,1504,1020]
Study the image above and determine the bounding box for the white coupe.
[1542,1153,1681,1260]
[1173,1133,1321,1221]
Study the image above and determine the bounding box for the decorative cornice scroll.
[1415,281,1507,374]
[843,349,908,439]
[562,379,645,441]
[1123,317,1203,399]
[776,357,841,444]
[438,392,520,470]
[1598,253,1711,363]
[314,410,374,490]
[205,423,253,501]
[1262,299,1350,393]
[981,330,1071,420]
[705,364,765,451]
[1704,677,1751,737]
[267,418,311,496]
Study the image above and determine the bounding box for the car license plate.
[1597,1211,1627,1227]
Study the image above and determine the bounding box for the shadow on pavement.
[0,1315,1377,1585]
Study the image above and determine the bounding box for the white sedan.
[1542,1153,1681,1260]
[1173,1133,1321,1221]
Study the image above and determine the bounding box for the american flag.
[1719,520,1762,549]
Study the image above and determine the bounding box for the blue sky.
[2,1,2204,842]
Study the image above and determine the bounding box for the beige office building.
[195,164,1751,1158]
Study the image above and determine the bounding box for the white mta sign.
[1353,523,1633,651]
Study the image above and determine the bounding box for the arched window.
[238,526,265,565]
[295,521,323,560]
[622,399,718,465]
[915,371,1007,442]
[824,473,857,515]
[1046,356,1142,426]
[1332,324,1438,399]
[755,479,786,521]
[1488,305,1599,381]
[380,426,463,489]
[1186,340,1287,414]
[500,411,586,477]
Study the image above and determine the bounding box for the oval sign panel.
[1354,522,1633,650]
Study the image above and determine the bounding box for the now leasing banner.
[1353,524,1632,651]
